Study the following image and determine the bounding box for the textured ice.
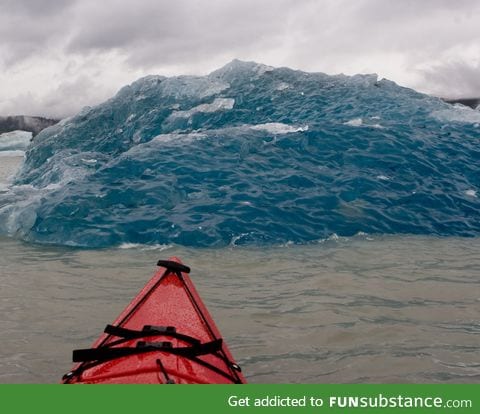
[1,60,479,248]
[344,118,363,127]
[0,150,26,158]
[0,130,32,152]
[249,123,308,134]
[169,98,235,119]
[432,104,480,124]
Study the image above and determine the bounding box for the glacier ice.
[0,60,479,248]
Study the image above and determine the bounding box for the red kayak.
[62,258,246,384]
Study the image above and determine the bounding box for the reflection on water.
[0,235,479,383]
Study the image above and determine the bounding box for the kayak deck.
[63,258,245,384]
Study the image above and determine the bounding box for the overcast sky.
[1,0,479,118]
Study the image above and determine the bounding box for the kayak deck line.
[62,258,246,384]
[103,324,202,346]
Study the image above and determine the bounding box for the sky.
[1,0,479,119]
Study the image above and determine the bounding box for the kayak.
[62,258,246,384]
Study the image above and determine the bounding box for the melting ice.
[0,60,479,247]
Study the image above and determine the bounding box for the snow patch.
[250,123,308,134]
[170,98,235,119]
[344,118,363,127]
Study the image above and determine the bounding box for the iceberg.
[1,60,478,248]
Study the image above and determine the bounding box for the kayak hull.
[63,257,245,384]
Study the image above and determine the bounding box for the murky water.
[0,235,479,383]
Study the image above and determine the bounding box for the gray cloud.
[0,0,479,118]
[66,0,295,68]
[1,0,75,16]
[419,61,480,99]
[5,75,114,119]
[0,0,76,66]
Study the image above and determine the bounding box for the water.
[0,232,479,383]
[0,61,479,383]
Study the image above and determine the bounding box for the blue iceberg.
[1,60,479,247]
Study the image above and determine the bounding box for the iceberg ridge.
[1,60,479,248]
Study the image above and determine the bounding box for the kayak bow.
[62,257,246,384]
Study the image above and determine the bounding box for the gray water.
[0,156,479,383]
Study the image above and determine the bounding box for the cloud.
[5,76,109,119]
[0,0,479,118]
[66,0,296,69]
[418,60,480,99]
[0,1,75,66]
[0,0,75,19]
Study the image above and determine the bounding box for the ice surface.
[1,60,479,248]
[0,130,32,152]
[169,98,235,119]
